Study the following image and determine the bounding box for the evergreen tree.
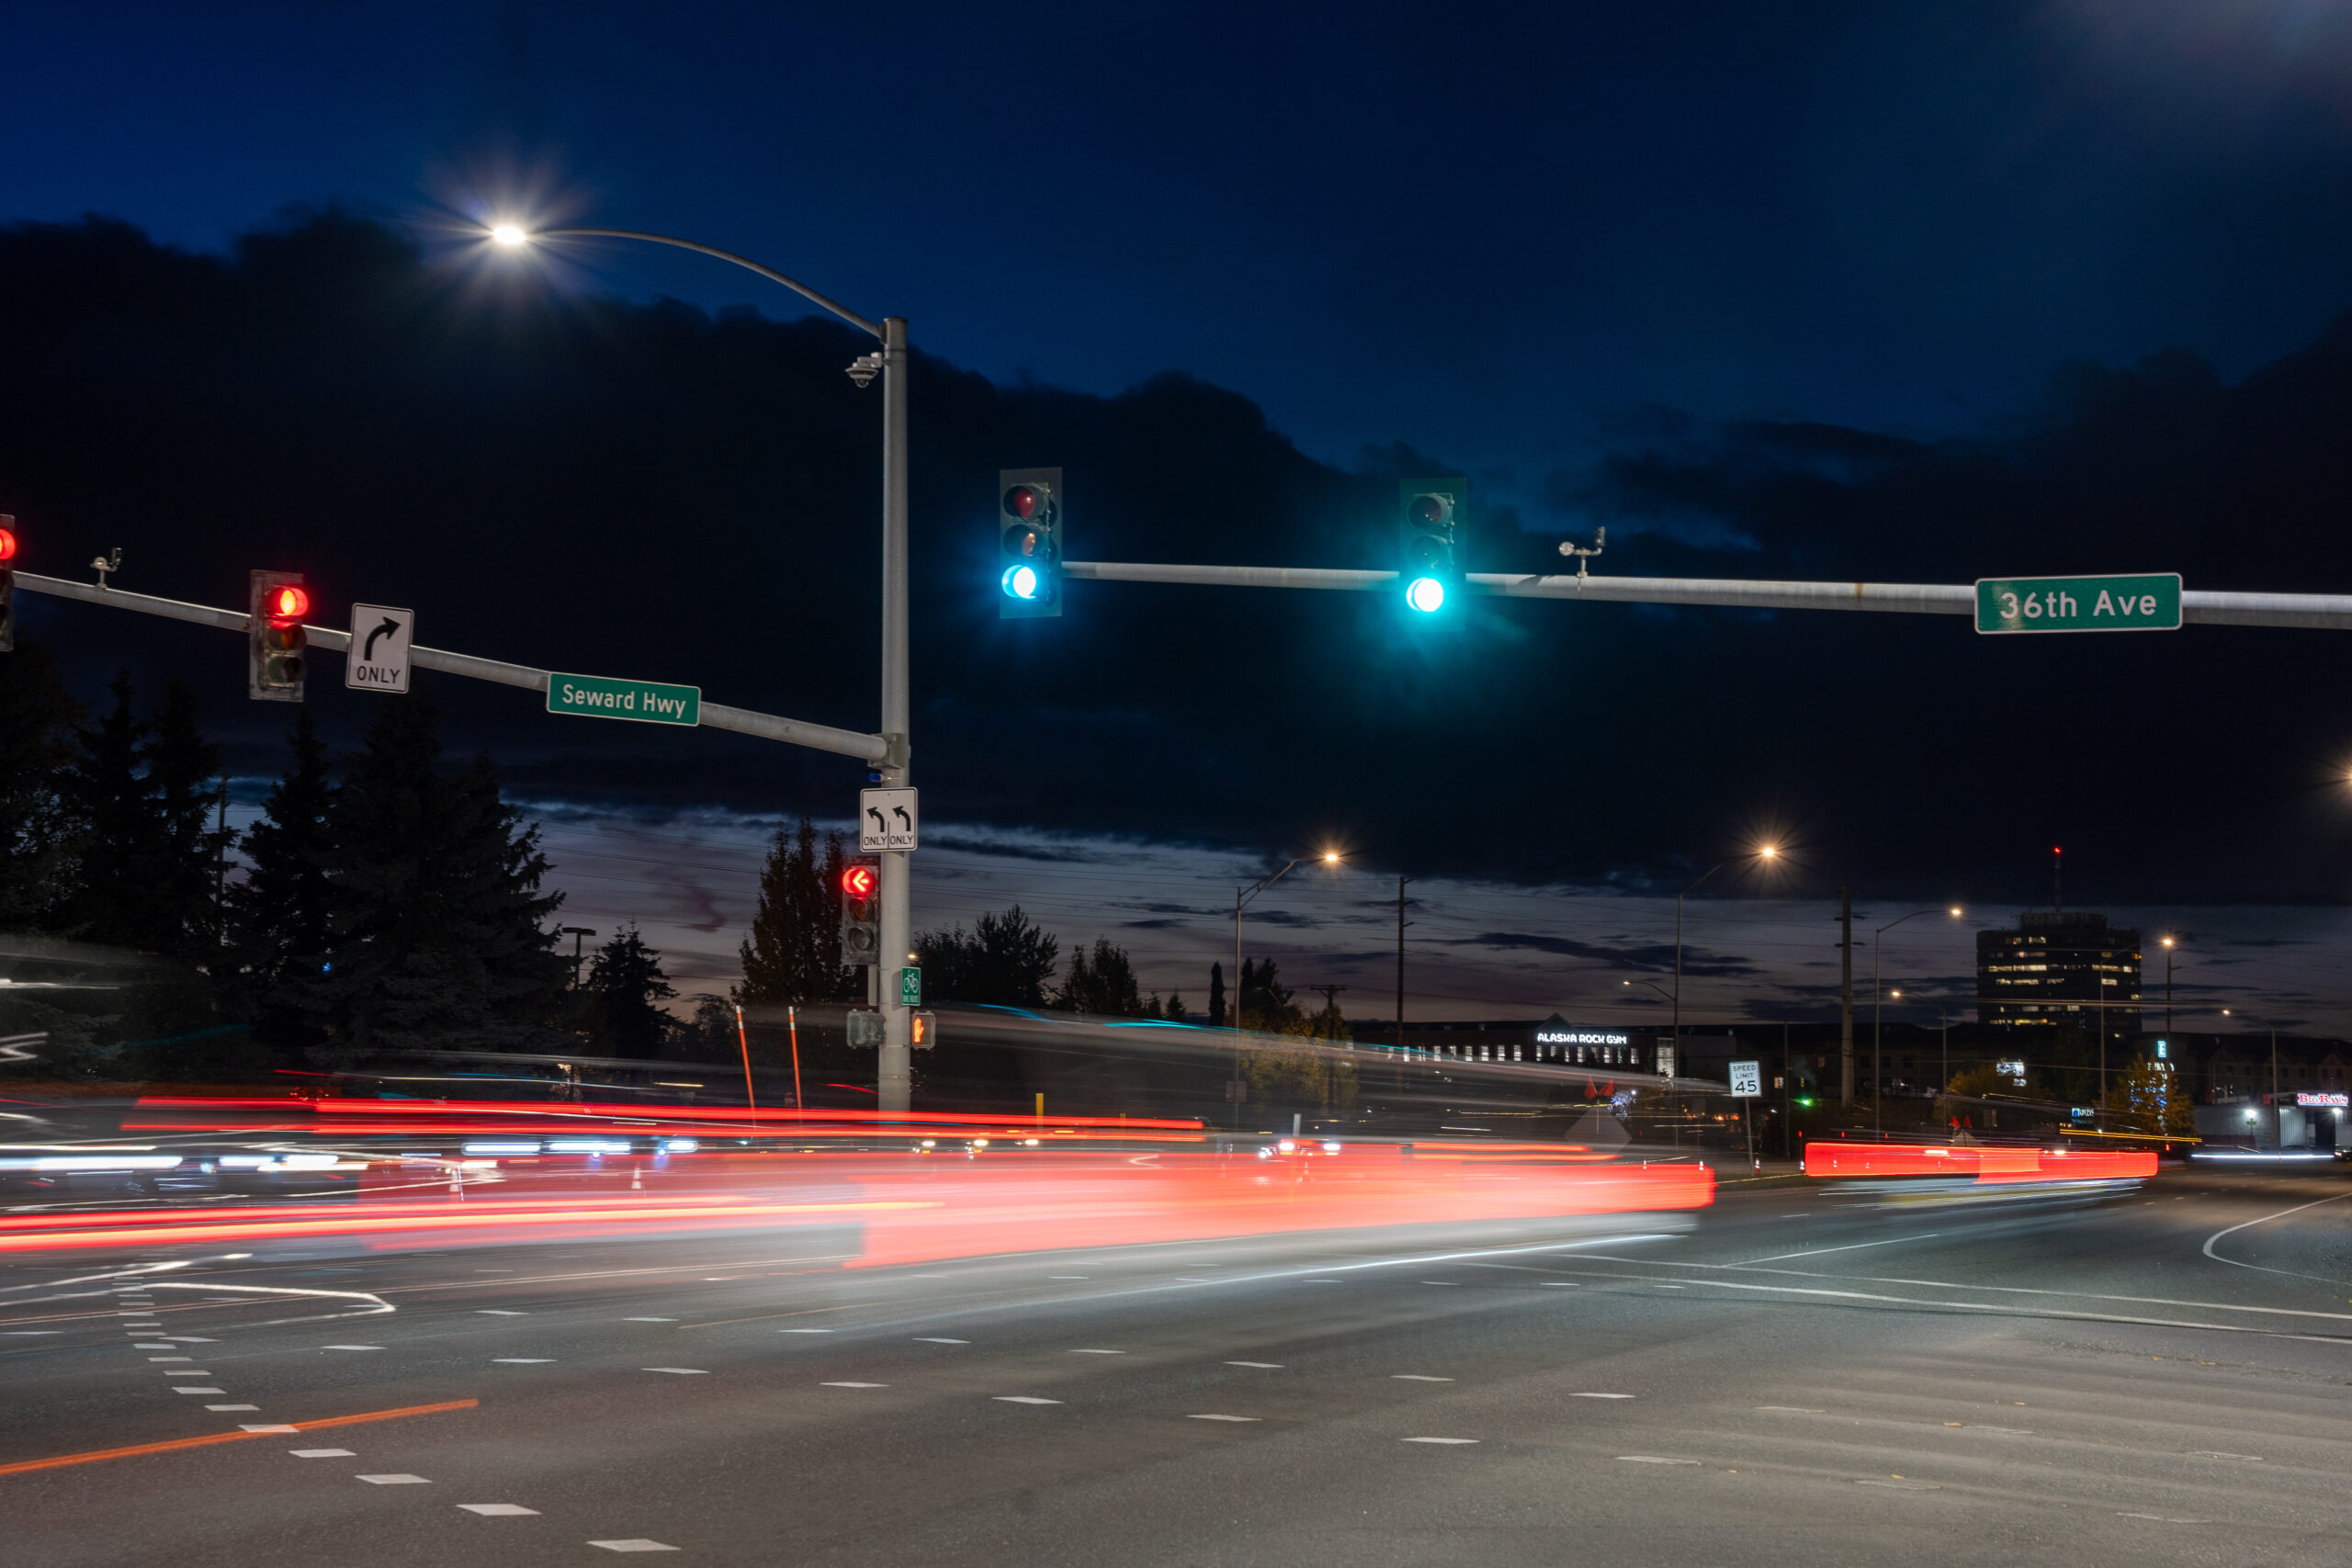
[584,923,676,1058]
[1238,957,1305,1032]
[225,712,335,1047]
[144,680,231,963]
[1162,991,1188,1022]
[52,671,157,948]
[1057,936,1148,1016]
[0,639,82,931]
[312,688,564,1052]
[1208,962,1226,1028]
[734,815,856,1006]
[915,905,1058,1007]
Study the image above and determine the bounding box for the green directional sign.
[1974,573,2181,635]
[547,672,701,726]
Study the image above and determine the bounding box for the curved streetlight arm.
[534,228,883,340]
[1239,857,1309,911]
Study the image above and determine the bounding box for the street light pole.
[2161,936,2177,1038]
[488,224,915,1110]
[1230,852,1340,1117]
[1672,845,1777,1078]
[1872,908,1962,1135]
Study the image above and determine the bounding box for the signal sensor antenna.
[1557,526,1605,581]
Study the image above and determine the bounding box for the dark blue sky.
[11,0,2350,512]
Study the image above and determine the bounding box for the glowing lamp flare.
[490,224,528,247]
[1405,576,1446,613]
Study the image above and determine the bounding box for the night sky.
[6,1,2352,1029]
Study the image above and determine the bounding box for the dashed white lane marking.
[778,1329,833,1335]
[290,1449,355,1458]
[493,1359,556,1364]
[1420,1281,1458,1286]
[207,1404,261,1412]
[642,1367,709,1375]
[821,1382,888,1388]
[130,1343,177,1349]
[1618,1456,1699,1465]
[172,1387,227,1394]
[240,1425,299,1434]
[1048,1276,1090,1280]
[912,1337,967,1344]
[1189,1414,1261,1422]
[458,1504,541,1516]
[993,1396,1062,1404]
[2,1331,63,1336]
[1758,1406,1825,1414]
[1069,1348,1125,1355]
[2188,1451,2262,1461]
[476,1310,529,1316]
[147,1356,196,1362]
[357,1473,431,1484]
[1226,1361,1283,1369]
[1857,1479,1939,1490]
[1541,1282,1580,1288]
[1392,1375,1453,1382]
[1402,1438,1478,1445]
[1654,1284,1686,1290]
[322,1345,385,1351]
[589,1542,680,1553]
[621,1318,677,1323]
[1300,1280,1342,1284]
[2119,1514,2211,1523]
[1572,1393,1634,1400]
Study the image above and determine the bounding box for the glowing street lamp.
[1669,843,1779,1069]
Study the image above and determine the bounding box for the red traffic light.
[841,864,877,899]
[266,585,311,624]
[1002,484,1049,521]
[0,519,17,561]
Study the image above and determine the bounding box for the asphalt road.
[6,1164,2350,1566]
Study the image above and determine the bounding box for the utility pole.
[1839,887,1855,1107]
[562,927,598,988]
[876,314,914,1115]
[1396,876,1411,1055]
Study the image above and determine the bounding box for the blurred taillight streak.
[0,1152,1709,1260]
[1802,1144,2157,1180]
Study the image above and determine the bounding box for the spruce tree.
[735,815,855,1006]
[226,712,335,1046]
[1057,936,1147,1016]
[584,923,676,1058]
[144,681,230,964]
[314,687,564,1052]
[0,639,82,931]
[53,671,159,949]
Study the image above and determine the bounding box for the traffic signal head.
[1399,478,1466,614]
[839,857,880,967]
[0,514,16,653]
[248,570,308,703]
[998,467,1063,619]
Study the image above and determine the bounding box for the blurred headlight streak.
[1803,1144,2157,1181]
[462,1141,542,1156]
[0,1155,181,1172]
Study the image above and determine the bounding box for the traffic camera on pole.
[1399,478,1466,614]
[997,467,1063,618]
[248,570,310,703]
[0,516,17,652]
[839,859,880,966]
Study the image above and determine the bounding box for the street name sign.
[345,604,414,694]
[1729,1060,1762,1098]
[860,787,919,852]
[547,673,700,727]
[1974,572,2181,634]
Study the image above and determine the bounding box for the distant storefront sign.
[1535,1029,1631,1046]
[2295,1091,2348,1108]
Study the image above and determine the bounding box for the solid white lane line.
[1572,1393,1634,1399]
[1403,1438,1477,1444]
[1226,1361,1283,1369]
[993,1396,1062,1404]
[1758,1406,1826,1414]
[1859,1480,1940,1490]
[1619,1456,1697,1465]
[643,1367,708,1374]
[778,1329,833,1334]
[2201,1189,2352,1280]
[1189,1414,1261,1422]
[2118,1513,2211,1524]
[1069,1348,1125,1355]
[1048,1276,1091,1280]
[1420,1281,1458,1286]
[1541,1282,1580,1288]
[1393,1375,1453,1382]
[458,1504,541,1515]
[821,1382,888,1388]
[588,1541,680,1552]
[620,1317,677,1323]
[290,1448,355,1457]
[913,1337,967,1344]
[2188,1450,2262,1461]
[476,1310,528,1315]
[322,1345,384,1351]
[493,1359,556,1364]
[357,1473,430,1484]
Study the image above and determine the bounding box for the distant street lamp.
[1234,852,1342,1032]
[1673,845,1778,1074]
[2161,935,2178,1037]
[1872,907,1963,1134]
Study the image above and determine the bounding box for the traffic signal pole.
[877,315,914,1113]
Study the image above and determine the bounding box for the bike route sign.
[1974,573,2181,634]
